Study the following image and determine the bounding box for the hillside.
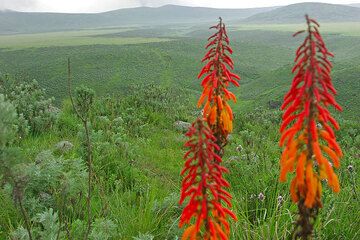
[0,5,275,34]
[245,2,360,23]
[0,27,358,120]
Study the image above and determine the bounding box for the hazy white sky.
[1,0,359,13]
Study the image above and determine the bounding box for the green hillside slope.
[0,27,358,120]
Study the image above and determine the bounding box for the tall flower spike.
[179,118,236,240]
[279,15,343,239]
[197,17,240,149]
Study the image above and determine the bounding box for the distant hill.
[245,2,360,23]
[348,3,360,8]
[0,5,275,34]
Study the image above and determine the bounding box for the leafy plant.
[0,94,18,148]
[133,233,154,240]
[0,79,57,135]
[34,208,61,240]
[89,218,117,240]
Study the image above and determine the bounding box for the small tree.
[279,15,343,239]
[67,58,95,240]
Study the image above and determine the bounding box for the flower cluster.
[279,15,343,209]
[179,118,236,239]
[197,17,240,145]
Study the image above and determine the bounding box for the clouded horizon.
[1,0,359,13]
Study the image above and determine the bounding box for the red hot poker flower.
[279,15,343,237]
[197,18,240,145]
[179,118,236,240]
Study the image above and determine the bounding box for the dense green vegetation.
[0,19,359,239]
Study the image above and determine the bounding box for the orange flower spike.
[279,15,343,237]
[197,17,240,143]
[179,119,236,239]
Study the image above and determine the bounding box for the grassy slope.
[7,96,358,239]
[234,22,360,36]
[0,25,358,119]
[0,31,171,50]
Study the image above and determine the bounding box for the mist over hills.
[348,3,360,7]
[1,2,360,34]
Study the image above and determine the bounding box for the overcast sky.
[0,0,359,13]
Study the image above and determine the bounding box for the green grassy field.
[0,29,171,50]
[235,22,360,36]
[0,22,359,239]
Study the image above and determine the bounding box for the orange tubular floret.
[321,145,340,168]
[182,226,196,240]
[197,93,207,108]
[280,156,296,182]
[296,153,306,187]
[209,106,217,125]
[217,96,224,110]
[304,163,315,208]
[279,15,343,212]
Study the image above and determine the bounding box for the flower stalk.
[279,15,343,239]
